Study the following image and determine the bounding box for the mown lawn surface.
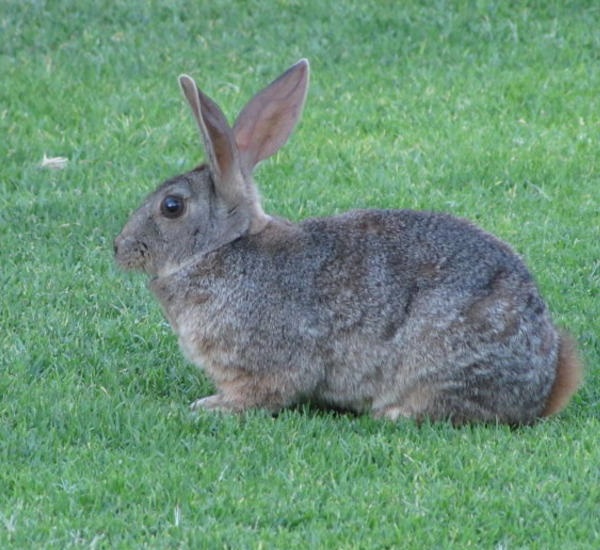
[1,1,598,547]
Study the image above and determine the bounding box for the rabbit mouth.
[114,236,153,273]
[115,253,147,272]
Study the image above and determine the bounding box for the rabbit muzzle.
[113,233,149,272]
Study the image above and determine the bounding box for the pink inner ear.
[234,59,309,170]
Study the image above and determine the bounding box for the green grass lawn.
[2,0,599,547]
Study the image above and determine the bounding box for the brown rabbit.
[114,59,582,425]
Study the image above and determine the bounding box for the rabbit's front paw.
[190,394,241,413]
[373,403,414,421]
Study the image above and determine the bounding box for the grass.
[1,0,599,547]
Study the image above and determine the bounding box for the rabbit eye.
[160,195,185,219]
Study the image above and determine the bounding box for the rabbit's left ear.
[233,59,309,172]
[179,74,242,191]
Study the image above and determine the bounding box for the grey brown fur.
[114,59,581,424]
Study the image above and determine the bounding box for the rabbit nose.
[113,234,124,255]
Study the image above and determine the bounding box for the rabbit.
[114,59,582,425]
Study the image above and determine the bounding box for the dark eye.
[160,195,185,219]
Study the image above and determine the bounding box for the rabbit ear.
[233,59,309,171]
[179,74,243,200]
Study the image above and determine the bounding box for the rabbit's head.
[114,59,309,277]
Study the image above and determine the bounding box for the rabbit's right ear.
[179,74,243,202]
[233,59,309,172]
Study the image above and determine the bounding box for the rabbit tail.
[541,332,583,417]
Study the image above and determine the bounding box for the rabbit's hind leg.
[371,384,436,422]
[371,380,509,425]
[373,395,500,425]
